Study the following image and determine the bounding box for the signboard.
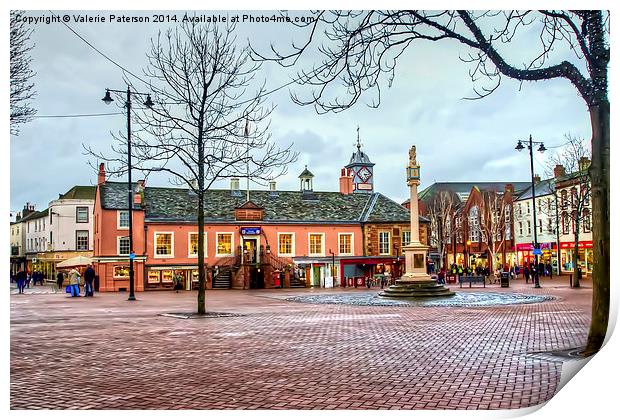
[324,276,334,288]
[240,227,261,235]
[560,241,593,249]
[500,272,510,288]
[129,252,135,260]
[356,183,373,190]
[532,248,542,255]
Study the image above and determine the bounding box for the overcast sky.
[9,9,593,216]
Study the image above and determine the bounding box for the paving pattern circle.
[285,291,555,307]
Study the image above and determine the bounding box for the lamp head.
[143,94,154,109]
[515,140,525,152]
[102,90,114,105]
[538,143,547,153]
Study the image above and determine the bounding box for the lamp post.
[466,240,471,270]
[102,87,154,301]
[515,134,546,288]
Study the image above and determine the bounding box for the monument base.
[379,275,455,299]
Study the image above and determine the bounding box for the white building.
[22,186,96,278]
[513,177,559,273]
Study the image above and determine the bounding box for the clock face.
[358,167,371,182]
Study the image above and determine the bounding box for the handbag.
[65,285,71,293]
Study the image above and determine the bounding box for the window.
[114,266,130,278]
[378,231,391,255]
[339,233,353,255]
[118,236,130,255]
[118,210,129,229]
[572,210,578,233]
[561,190,568,209]
[527,221,531,235]
[188,233,207,257]
[571,187,578,207]
[155,232,173,257]
[538,220,543,234]
[583,209,591,233]
[50,212,53,224]
[309,233,324,256]
[547,218,553,233]
[562,212,570,234]
[468,206,480,242]
[50,231,53,245]
[278,233,294,256]
[402,230,411,247]
[76,230,89,251]
[76,206,89,223]
[216,233,233,256]
[526,202,531,214]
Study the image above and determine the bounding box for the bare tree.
[10,10,37,135]
[254,10,609,356]
[426,191,458,270]
[88,21,297,314]
[478,190,509,281]
[546,135,592,287]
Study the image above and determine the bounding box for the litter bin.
[500,272,510,288]
[94,274,100,292]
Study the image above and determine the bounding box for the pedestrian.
[68,268,81,297]
[56,271,64,293]
[16,269,26,294]
[438,267,446,285]
[523,265,530,283]
[84,264,95,297]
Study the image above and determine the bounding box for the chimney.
[505,183,514,193]
[134,180,145,206]
[579,157,591,171]
[230,177,240,191]
[22,203,35,218]
[98,163,106,185]
[16,212,21,222]
[339,168,354,195]
[553,164,566,178]
[269,181,276,191]
[533,174,541,184]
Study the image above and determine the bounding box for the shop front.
[339,256,402,287]
[560,241,593,276]
[146,265,200,290]
[516,243,556,269]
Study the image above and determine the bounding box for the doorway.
[312,265,321,287]
[243,238,258,264]
[249,266,264,289]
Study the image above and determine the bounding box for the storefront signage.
[240,227,261,235]
[560,241,593,249]
[516,242,555,251]
[356,183,372,190]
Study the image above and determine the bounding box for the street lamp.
[516,134,546,288]
[102,87,154,301]
[466,240,471,270]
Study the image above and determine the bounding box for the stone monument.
[379,146,455,298]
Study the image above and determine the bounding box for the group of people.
[519,262,553,283]
[12,265,96,297]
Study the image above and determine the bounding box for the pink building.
[93,147,415,292]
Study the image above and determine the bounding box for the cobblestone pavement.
[10,277,593,410]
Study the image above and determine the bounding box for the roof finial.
[356,125,362,150]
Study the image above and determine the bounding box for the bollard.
[569,274,573,288]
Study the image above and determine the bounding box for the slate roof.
[419,182,531,202]
[100,182,422,224]
[347,148,374,166]
[515,178,555,201]
[59,185,96,200]
[18,208,49,222]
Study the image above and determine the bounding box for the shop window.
[278,233,294,256]
[339,233,353,255]
[309,233,324,256]
[147,271,161,284]
[118,210,129,229]
[189,233,207,257]
[155,232,173,257]
[216,233,233,256]
[378,231,391,255]
[118,236,130,255]
[113,266,129,278]
[161,270,173,284]
[76,206,89,223]
[76,230,89,251]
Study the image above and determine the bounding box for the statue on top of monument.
[409,145,417,166]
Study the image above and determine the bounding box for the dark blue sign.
[129,252,136,260]
[532,248,542,256]
[240,227,261,235]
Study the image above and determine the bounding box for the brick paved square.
[10,278,592,410]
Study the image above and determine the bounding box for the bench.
[459,275,486,288]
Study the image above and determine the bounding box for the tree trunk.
[573,227,581,287]
[197,190,206,315]
[584,101,610,356]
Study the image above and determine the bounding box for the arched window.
[583,209,591,233]
[561,190,568,209]
[571,187,578,207]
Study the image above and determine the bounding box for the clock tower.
[345,127,375,194]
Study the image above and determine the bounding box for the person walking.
[68,268,81,297]
[16,269,26,294]
[56,271,64,294]
[523,265,530,283]
[84,265,95,297]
